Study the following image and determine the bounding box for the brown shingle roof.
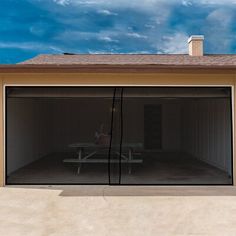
[19,54,236,67]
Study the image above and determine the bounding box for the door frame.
[3,84,234,186]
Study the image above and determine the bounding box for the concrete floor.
[7,152,231,184]
[1,186,236,236]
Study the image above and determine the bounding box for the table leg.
[77,148,82,175]
[128,148,132,174]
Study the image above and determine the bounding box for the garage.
[6,86,233,185]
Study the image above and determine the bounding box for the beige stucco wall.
[0,70,236,186]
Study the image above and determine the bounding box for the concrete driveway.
[1,186,236,236]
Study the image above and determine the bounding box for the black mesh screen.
[6,86,233,185]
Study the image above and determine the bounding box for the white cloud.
[55,29,149,42]
[87,49,151,54]
[55,30,121,43]
[46,0,236,54]
[53,0,70,6]
[52,0,170,13]
[160,33,189,54]
[182,0,192,6]
[207,9,233,26]
[0,42,44,50]
[145,24,156,29]
[87,49,115,54]
[126,33,148,39]
[52,0,236,7]
[199,0,236,4]
[203,8,234,52]
[97,9,118,16]
[0,42,63,52]
[49,46,64,53]
[30,26,45,36]
[99,36,119,43]
[126,50,151,54]
[55,31,93,41]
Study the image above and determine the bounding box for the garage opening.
[6,86,233,185]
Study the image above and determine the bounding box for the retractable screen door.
[119,87,233,185]
[6,86,233,185]
[6,87,120,184]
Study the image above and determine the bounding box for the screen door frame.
[3,84,234,186]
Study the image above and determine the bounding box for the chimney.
[188,35,204,56]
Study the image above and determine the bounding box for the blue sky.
[0,0,236,64]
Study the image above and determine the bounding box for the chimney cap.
[188,35,204,43]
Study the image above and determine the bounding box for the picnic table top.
[68,142,143,149]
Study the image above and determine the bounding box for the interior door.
[144,105,162,150]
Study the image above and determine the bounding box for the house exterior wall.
[0,70,235,186]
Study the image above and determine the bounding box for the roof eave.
[0,64,235,73]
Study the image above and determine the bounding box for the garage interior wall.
[181,99,232,174]
[7,99,53,174]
